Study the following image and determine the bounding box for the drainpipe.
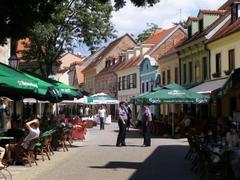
[177,51,182,85]
[205,42,211,80]
[205,42,211,117]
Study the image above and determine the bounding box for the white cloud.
[111,0,226,37]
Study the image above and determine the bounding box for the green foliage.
[173,20,187,29]
[99,0,160,10]
[23,0,116,77]
[0,0,61,44]
[136,23,159,44]
[0,0,160,44]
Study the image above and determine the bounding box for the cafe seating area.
[185,126,240,179]
[0,115,88,168]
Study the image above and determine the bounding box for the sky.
[76,0,226,56]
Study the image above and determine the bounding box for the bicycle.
[0,160,12,180]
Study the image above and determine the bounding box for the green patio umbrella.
[23,71,62,102]
[134,83,210,136]
[0,63,38,99]
[87,93,119,104]
[136,83,209,104]
[54,81,79,98]
[22,71,79,100]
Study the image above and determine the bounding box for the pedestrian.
[85,106,90,117]
[98,105,106,130]
[125,102,132,130]
[141,104,152,147]
[116,101,128,147]
[79,106,84,118]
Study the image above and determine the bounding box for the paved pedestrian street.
[8,123,200,180]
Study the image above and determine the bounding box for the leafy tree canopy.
[173,20,187,29]
[0,0,160,44]
[100,0,160,10]
[0,0,62,44]
[23,0,115,77]
[136,23,159,44]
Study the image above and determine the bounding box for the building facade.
[82,34,136,94]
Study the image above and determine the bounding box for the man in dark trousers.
[141,105,152,147]
[125,102,132,130]
[116,101,128,147]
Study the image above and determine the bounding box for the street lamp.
[8,55,19,69]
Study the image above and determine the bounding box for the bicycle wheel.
[1,169,12,180]
[0,171,5,180]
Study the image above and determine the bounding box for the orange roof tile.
[208,17,240,43]
[219,0,240,10]
[188,17,199,21]
[144,27,176,44]
[178,12,228,48]
[199,9,227,16]
[82,34,135,72]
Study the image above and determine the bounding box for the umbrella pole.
[172,104,175,137]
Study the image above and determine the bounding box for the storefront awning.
[189,78,228,94]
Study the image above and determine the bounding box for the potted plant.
[212,72,221,78]
[224,70,231,75]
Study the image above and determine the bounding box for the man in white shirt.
[116,101,128,146]
[98,105,106,130]
[141,105,152,147]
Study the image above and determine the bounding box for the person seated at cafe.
[0,147,5,168]
[226,125,238,150]
[5,118,40,163]
[40,115,50,132]
[5,121,25,143]
[175,115,191,134]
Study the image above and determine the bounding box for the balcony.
[212,72,221,78]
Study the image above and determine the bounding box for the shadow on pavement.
[89,145,200,180]
[68,144,85,148]
[99,145,141,147]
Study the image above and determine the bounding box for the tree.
[0,0,62,44]
[101,0,160,10]
[0,0,160,44]
[173,20,187,29]
[135,23,159,44]
[23,0,115,77]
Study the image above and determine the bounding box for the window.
[202,57,208,80]
[183,64,187,84]
[188,25,192,38]
[156,74,161,86]
[105,60,109,67]
[167,69,171,84]
[231,3,239,22]
[141,82,145,93]
[199,19,203,32]
[132,73,137,88]
[118,77,122,91]
[195,62,200,82]
[122,76,126,90]
[216,53,221,74]
[127,75,130,89]
[228,49,235,71]
[189,62,193,83]
[146,82,149,92]
[238,4,240,18]
[162,71,166,85]
[175,67,178,83]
